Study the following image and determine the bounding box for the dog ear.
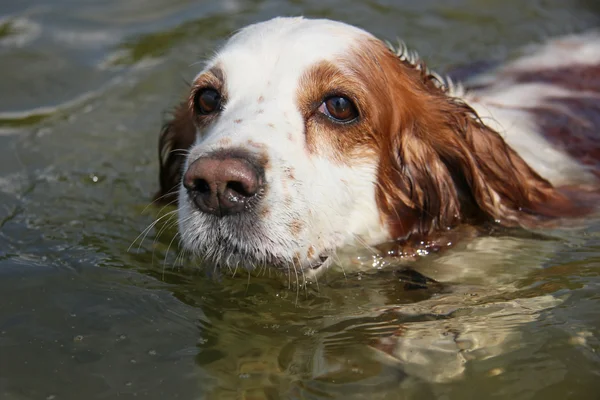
[156,102,196,205]
[439,110,582,225]
[374,55,585,240]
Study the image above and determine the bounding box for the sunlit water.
[1,1,599,399]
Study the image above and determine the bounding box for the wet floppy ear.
[437,109,586,225]
[376,94,585,240]
[156,102,196,205]
[376,124,461,238]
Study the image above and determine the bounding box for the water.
[0,1,599,399]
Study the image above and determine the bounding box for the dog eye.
[194,88,221,115]
[318,96,358,123]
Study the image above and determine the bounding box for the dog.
[155,17,600,274]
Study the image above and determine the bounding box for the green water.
[0,1,599,399]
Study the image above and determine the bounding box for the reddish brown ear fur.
[374,48,588,240]
[156,102,196,204]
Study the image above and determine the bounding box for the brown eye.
[194,88,221,115]
[319,95,358,123]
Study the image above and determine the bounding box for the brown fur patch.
[259,206,270,219]
[256,151,270,171]
[296,37,592,241]
[234,118,243,124]
[296,61,377,162]
[189,65,228,124]
[307,246,315,259]
[512,65,600,93]
[247,139,267,149]
[531,96,600,177]
[218,137,232,146]
[156,102,196,204]
[284,167,296,181]
[289,219,304,237]
[367,40,589,237]
[498,64,600,177]
[156,65,226,204]
[258,95,264,103]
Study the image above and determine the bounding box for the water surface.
[1,1,599,399]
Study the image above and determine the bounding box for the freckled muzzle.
[183,149,265,217]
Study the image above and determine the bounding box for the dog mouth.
[181,212,334,272]
[209,236,332,272]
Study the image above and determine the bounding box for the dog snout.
[183,150,264,217]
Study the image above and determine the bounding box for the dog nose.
[183,151,264,216]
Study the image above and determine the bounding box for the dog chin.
[179,214,332,274]
[181,231,332,274]
[204,244,333,273]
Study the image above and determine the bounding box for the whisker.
[246,269,252,294]
[128,208,178,252]
[154,213,195,271]
[141,191,179,215]
[152,211,181,246]
[292,258,300,306]
[332,251,347,282]
[162,228,183,277]
[173,244,189,270]
[152,213,191,259]
[300,262,308,299]
[287,262,292,290]
[353,234,378,255]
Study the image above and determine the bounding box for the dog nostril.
[194,179,211,194]
[226,181,254,197]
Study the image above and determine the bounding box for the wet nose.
[182,151,264,217]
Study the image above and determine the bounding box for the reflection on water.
[0,0,599,399]
[165,230,598,398]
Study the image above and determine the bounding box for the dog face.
[175,18,388,271]
[159,17,583,273]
